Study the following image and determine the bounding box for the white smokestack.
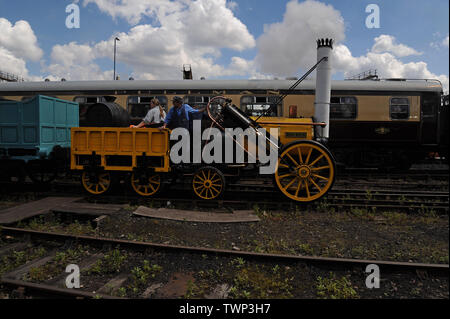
[314,38,333,141]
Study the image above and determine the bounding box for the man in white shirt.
[132,98,166,128]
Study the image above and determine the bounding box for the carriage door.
[420,93,439,145]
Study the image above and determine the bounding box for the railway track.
[0,166,448,191]
[1,226,448,299]
[1,180,448,214]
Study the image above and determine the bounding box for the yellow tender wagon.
[71,127,170,196]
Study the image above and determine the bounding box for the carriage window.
[289,105,298,118]
[127,96,168,119]
[74,96,109,104]
[240,96,280,117]
[183,96,211,109]
[330,97,357,119]
[73,96,106,122]
[422,93,439,116]
[390,97,410,120]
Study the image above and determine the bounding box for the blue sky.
[0,0,448,90]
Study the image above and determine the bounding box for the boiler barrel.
[84,102,130,127]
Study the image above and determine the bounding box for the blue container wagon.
[0,95,79,183]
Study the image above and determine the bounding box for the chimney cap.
[317,38,333,49]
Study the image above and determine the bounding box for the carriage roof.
[0,79,443,93]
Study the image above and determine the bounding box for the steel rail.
[1,226,448,275]
[0,278,121,299]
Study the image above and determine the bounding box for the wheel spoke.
[309,154,324,167]
[305,147,313,165]
[312,166,330,171]
[211,184,221,192]
[305,181,310,198]
[312,173,329,181]
[278,173,294,179]
[285,152,299,167]
[297,146,303,164]
[283,177,297,190]
[295,179,302,197]
[310,178,322,192]
[149,180,160,187]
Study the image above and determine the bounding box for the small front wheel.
[192,166,225,200]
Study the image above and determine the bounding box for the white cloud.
[226,1,238,12]
[333,42,449,93]
[371,35,422,57]
[83,0,182,25]
[48,0,255,80]
[0,18,44,81]
[430,33,449,50]
[0,46,28,76]
[0,18,43,62]
[255,0,345,77]
[51,42,97,67]
[45,42,112,81]
[443,35,449,48]
[181,0,255,51]
[46,61,113,81]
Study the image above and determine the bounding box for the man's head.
[172,96,183,108]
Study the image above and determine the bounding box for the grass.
[228,265,294,299]
[26,245,90,282]
[0,246,47,277]
[23,215,96,235]
[126,260,163,294]
[316,273,359,299]
[88,248,127,275]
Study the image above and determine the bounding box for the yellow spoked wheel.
[275,141,335,202]
[81,171,112,195]
[192,166,225,200]
[130,172,161,197]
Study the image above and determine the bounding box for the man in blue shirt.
[160,96,204,131]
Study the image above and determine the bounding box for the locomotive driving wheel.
[275,140,335,202]
[130,172,161,197]
[192,166,225,200]
[81,170,112,195]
